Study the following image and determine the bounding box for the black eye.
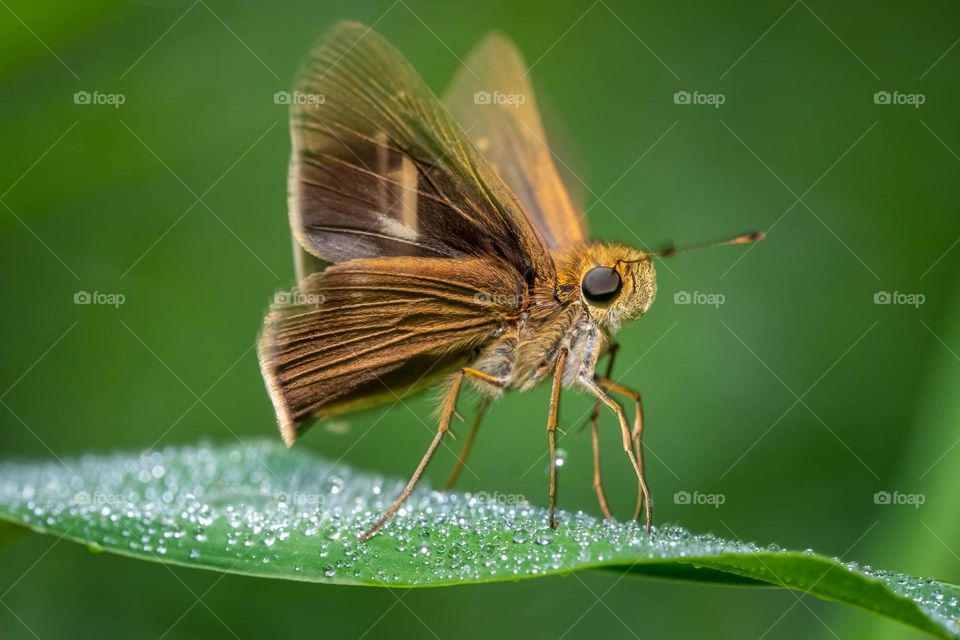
[581,266,622,303]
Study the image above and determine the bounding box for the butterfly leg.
[360,368,499,541]
[590,422,614,520]
[444,397,491,491]
[581,376,652,533]
[547,348,568,529]
[595,376,646,521]
[588,343,620,520]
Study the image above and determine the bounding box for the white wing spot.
[376,213,419,243]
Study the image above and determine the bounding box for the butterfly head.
[558,243,657,333]
[556,231,764,333]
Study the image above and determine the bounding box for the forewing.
[443,33,587,250]
[288,21,552,283]
[258,256,524,445]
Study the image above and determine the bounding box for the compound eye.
[581,266,622,303]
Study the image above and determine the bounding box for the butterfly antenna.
[647,231,765,259]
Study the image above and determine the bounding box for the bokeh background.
[1,0,959,638]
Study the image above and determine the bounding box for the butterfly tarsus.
[443,397,490,491]
[360,368,501,542]
[595,375,646,522]
[582,374,652,534]
[590,419,614,520]
[546,347,568,530]
[588,343,620,520]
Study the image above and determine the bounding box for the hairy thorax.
[469,301,609,395]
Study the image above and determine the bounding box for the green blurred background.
[1,0,958,637]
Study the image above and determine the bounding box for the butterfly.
[257,21,762,541]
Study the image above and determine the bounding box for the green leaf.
[0,442,957,638]
[0,520,29,547]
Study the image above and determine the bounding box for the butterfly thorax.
[468,301,606,393]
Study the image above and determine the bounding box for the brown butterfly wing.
[287,21,553,282]
[262,22,563,443]
[442,32,587,251]
[259,256,524,444]
[289,156,329,284]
